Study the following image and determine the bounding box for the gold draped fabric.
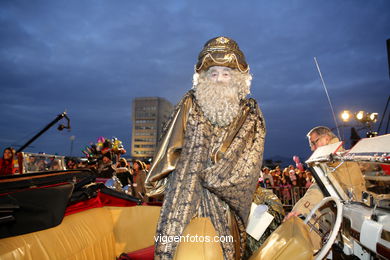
[144,94,193,199]
[145,91,266,260]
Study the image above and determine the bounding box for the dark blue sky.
[0,0,389,162]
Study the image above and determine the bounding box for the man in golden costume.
[145,36,266,260]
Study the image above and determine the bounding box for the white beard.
[194,79,241,127]
[193,69,252,127]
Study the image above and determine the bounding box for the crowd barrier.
[271,187,308,209]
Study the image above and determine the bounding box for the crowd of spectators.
[259,165,314,206]
[65,155,150,202]
[1,145,311,207]
[0,145,150,202]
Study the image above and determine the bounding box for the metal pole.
[16,112,69,153]
[377,96,390,134]
[313,57,341,140]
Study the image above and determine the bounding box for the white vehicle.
[304,134,390,259]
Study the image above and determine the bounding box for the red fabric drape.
[65,191,138,216]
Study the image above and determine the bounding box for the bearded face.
[193,66,252,127]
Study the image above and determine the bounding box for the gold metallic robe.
[145,91,266,260]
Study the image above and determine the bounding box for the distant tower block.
[131,97,173,159]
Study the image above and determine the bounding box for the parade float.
[0,112,389,259]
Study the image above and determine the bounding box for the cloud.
[0,0,388,160]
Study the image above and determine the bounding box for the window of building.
[135,106,157,111]
[135,125,156,130]
[134,151,154,155]
[134,132,155,136]
[134,138,156,142]
[134,144,155,148]
[135,119,155,124]
[135,112,157,118]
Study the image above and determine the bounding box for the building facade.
[131,97,173,158]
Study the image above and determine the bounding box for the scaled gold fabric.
[146,91,266,260]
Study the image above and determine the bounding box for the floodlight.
[341,110,351,122]
[356,111,365,121]
[369,112,378,122]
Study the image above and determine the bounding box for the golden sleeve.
[144,94,193,198]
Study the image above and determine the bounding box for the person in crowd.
[289,169,296,182]
[50,159,63,171]
[144,160,151,173]
[97,152,115,178]
[66,158,78,170]
[274,165,281,176]
[77,160,88,169]
[87,159,99,175]
[145,36,266,259]
[264,178,272,188]
[36,159,47,171]
[270,169,280,187]
[132,160,147,201]
[116,157,127,169]
[296,169,306,187]
[116,158,134,187]
[26,156,38,172]
[285,126,367,238]
[304,170,313,189]
[0,147,15,176]
[261,167,274,187]
[279,177,292,205]
[291,169,306,198]
[291,179,298,187]
[282,168,291,184]
[302,170,307,180]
